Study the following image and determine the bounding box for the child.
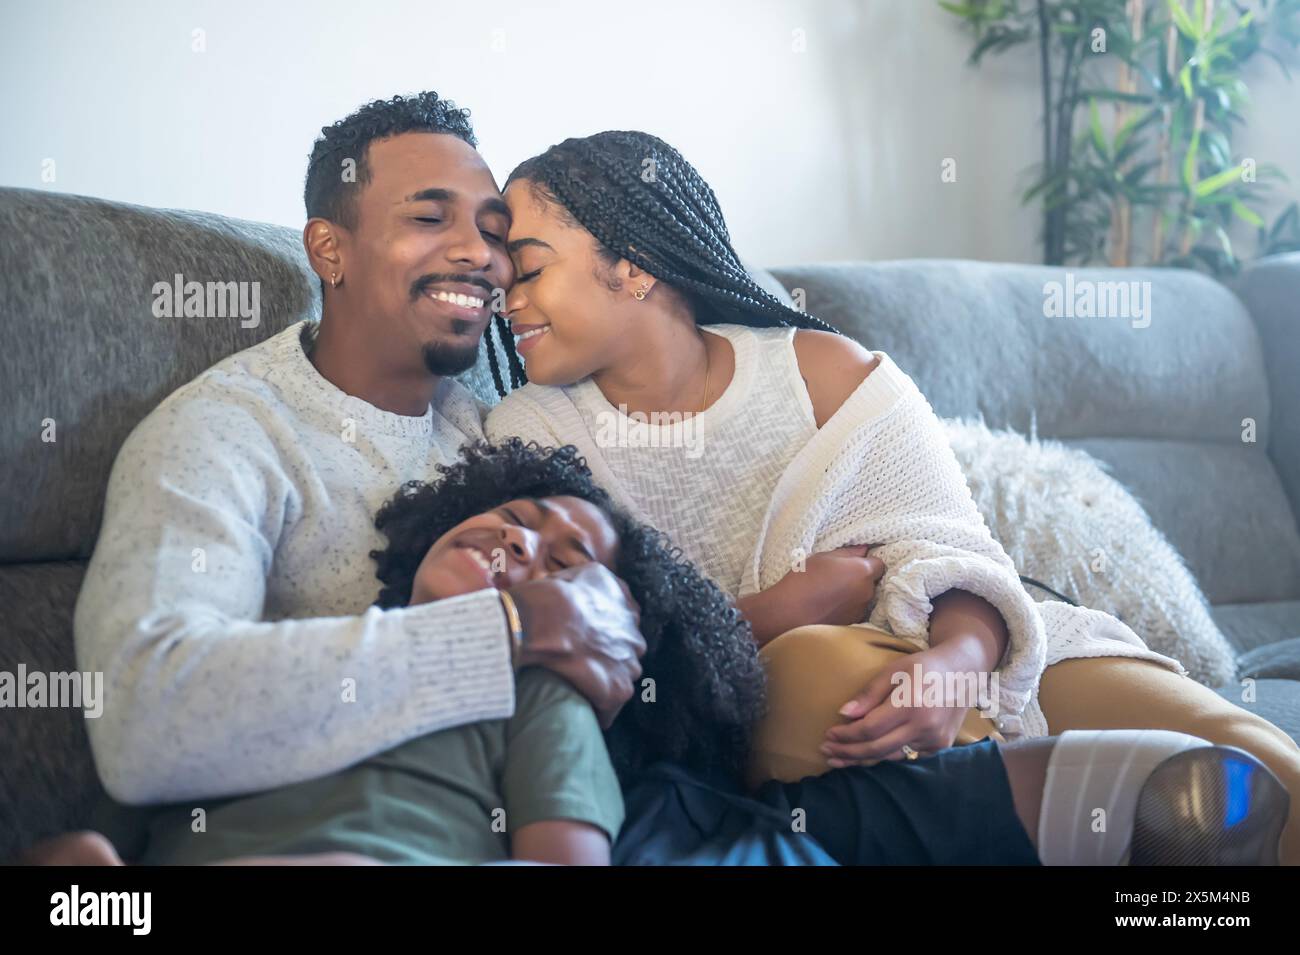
[128,439,766,865]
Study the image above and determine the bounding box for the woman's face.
[408,495,619,604]
[501,180,632,386]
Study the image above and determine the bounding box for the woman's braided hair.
[487,130,839,396]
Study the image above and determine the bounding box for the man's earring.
[633,282,650,301]
[330,271,341,289]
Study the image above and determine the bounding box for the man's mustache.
[410,273,497,301]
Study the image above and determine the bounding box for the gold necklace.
[699,336,711,414]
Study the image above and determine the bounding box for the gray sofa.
[2,185,1298,862]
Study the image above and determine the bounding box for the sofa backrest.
[1232,253,1300,532]
[0,187,505,566]
[770,260,1300,607]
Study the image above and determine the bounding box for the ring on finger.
[900,744,921,761]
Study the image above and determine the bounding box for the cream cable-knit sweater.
[487,338,1184,740]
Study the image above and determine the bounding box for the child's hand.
[820,645,972,767]
[737,546,885,645]
[784,546,886,627]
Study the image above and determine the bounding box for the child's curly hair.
[369,437,767,785]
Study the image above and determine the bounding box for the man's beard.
[421,335,481,376]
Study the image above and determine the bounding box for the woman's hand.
[736,546,885,646]
[821,589,1010,765]
[820,644,972,766]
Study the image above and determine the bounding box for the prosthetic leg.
[1037,729,1289,865]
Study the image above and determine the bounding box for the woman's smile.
[512,323,551,355]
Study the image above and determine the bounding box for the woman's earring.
[633,282,650,301]
[330,271,341,289]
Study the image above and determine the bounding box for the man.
[74,92,644,807]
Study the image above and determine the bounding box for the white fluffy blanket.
[943,419,1237,688]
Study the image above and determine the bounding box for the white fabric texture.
[487,332,1192,740]
[75,321,516,805]
[1037,728,1211,866]
[562,323,817,592]
[943,419,1236,688]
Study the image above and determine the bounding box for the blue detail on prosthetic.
[1224,758,1253,828]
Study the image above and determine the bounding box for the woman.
[27,442,1285,865]
[481,130,1300,864]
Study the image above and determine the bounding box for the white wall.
[2,0,1296,267]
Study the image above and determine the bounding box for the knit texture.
[75,321,516,805]
[489,347,1195,740]
[563,324,817,592]
[742,354,1049,735]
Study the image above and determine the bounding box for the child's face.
[408,495,620,604]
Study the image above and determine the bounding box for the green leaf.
[1114,107,1157,154]
[1089,98,1110,158]
[1170,0,1201,40]
[1194,163,1247,197]
[1231,199,1265,228]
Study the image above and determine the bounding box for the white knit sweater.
[487,342,1184,740]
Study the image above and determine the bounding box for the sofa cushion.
[769,260,1271,444]
[0,189,319,564]
[0,561,104,863]
[1237,638,1300,682]
[1232,254,1300,534]
[1212,601,1300,655]
[1065,438,1300,606]
[1215,679,1300,745]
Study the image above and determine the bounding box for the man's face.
[340,133,514,376]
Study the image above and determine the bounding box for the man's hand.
[738,545,886,646]
[507,563,645,729]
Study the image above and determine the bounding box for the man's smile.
[418,280,493,323]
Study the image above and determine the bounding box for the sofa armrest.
[1233,253,1300,537]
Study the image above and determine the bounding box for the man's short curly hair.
[304,91,477,229]
[369,438,767,785]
